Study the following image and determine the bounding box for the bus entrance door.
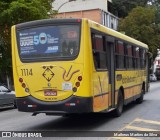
[107,40,116,109]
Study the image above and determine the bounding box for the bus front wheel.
[113,90,124,117]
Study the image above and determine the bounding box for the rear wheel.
[136,87,145,104]
[113,90,124,117]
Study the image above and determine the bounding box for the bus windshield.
[17,25,80,62]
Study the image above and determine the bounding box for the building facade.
[52,0,119,30]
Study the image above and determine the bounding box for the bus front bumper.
[16,95,93,115]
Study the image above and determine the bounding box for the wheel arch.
[119,86,124,101]
[142,81,145,94]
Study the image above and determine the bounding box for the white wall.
[52,0,118,30]
[53,0,108,13]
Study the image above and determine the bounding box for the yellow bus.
[11,18,150,116]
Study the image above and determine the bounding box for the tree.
[112,0,148,17]
[118,6,160,57]
[0,0,53,87]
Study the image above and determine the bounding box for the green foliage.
[112,0,148,17]
[118,7,160,57]
[0,0,52,77]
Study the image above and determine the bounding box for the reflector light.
[28,105,37,108]
[19,78,23,83]
[65,103,76,106]
[22,83,26,88]
[23,101,26,104]
[32,105,37,107]
[78,76,82,81]
[77,19,81,22]
[75,82,80,87]
[65,103,70,106]
[76,100,80,104]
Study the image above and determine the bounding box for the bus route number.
[21,69,33,76]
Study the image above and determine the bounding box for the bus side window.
[91,33,107,70]
[133,46,140,69]
[93,51,99,68]
[115,40,125,69]
[126,44,133,69]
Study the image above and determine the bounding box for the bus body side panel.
[12,26,30,98]
[92,72,109,112]
[88,21,110,112]
[115,70,146,105]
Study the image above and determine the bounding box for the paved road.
[0,82,160,139]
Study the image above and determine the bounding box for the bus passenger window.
[92,33,107,70]
[140,49,146,68]
[115,41,125,69]
[93,52,99,68]
[126,44,133,69]
[133,46,141,69]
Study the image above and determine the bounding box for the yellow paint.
[117,118,160,132]
[108,118,160,140]
[93,94,109,112]
[115,70,146,101]
[126,125,158,131]
[135,118,160,125]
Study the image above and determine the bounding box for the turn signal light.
[75,82,80,87]
[19,78,23,83]
[22,83,26,88]
[77,19,81,22]
[78,76,82,81]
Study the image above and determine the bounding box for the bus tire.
[136,88,145,104]
[113,90,124,117]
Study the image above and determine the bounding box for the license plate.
[44,91,57,96]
